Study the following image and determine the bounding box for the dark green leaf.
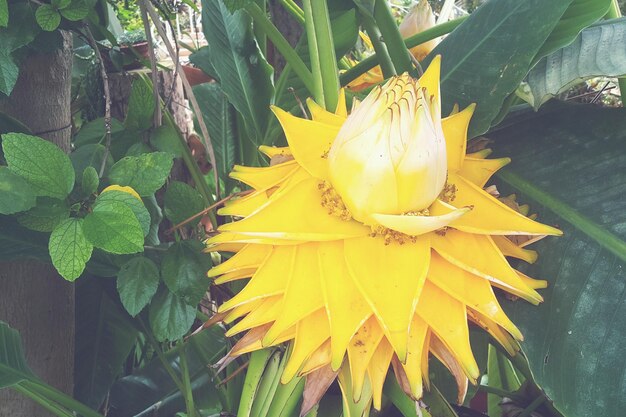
[0,112,30,135]
[162,240,211,305]
[0,0,7,27]
[116,256,160,316]
[490,104,626,417]
[164,181,205,226]
[143,194,162,246]
[125,142,152,156]
[0,321,35,389]
[108,152,173,196]
[0,167,36,214]
[423,0,573,138]
[148,288,196,342]
[74,117,124,147]
[201,0,274,145]
[83,199,144,254]
[59,0,88,21]
[96,189,151,236]
[35,5,60,31]
[0,216,50,261]
[0,49,18,96]
[17,197,69,232]
[0,3,40,51]
[75,276,139,410]
[527,18,626,109]
[71,143,114,180]
[51,0,71,10]
[49,217,93,281]
[189,46,218,81]
[2,133,74,198]
[125,77,155,131]
[150,122,184,157]
[82,166,99,195]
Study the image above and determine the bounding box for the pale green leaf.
[0,0,8,27]
[108,152,173,196]
[125,77,155,131]
[83,200,144,254]
[49,218,93,281]
[116,256,160,317]
[95,189,150,236]
[82,166,99,195]
[59,0,88,21]
[0,167,36,214]
[35,5,60,31]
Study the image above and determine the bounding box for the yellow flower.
[207,57,561,410]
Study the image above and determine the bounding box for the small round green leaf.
[81,166,99,195]
[96,189,150,237]
[59,0,88,21]
[0,167,36,214]
[49,218,93,281]
[35,5,61,31]
[83,200,144,254]
[148,289,196,342]
[162,240,211,305]
[2,133,75,199]
[164,181,205,226]
[108,152,173,196]
[116,256,160,317]
[17,197,69,232]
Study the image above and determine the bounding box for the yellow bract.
[207,57,561,410]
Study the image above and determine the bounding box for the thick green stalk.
[302,0,340,110]
[278,0,304,23]
[180,344,198,417]
[13,385,75,417]
[361,13,396,78]
[237,349,273,417]
[253,0,267,55]
[606,1,626,104]
[340,16,468,86]
[20,380,104,417]
[245,2,315,93]
[373,0,413,74]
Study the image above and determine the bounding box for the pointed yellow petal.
[230,161,299,190]
[263,243,325,345]
[429,334,469,403]
[401,314,429,398]
[218,246,294,312]
[219,178,371,241]
[208,244,271,277]
[442,104,475,172]
[468,309,519,356]
[231,324,295,356]
[492,235,538,264]
[204,242,245,253]
[372,201,470,236]
[430,230,543,304]
[206,231,301,246]
[301,340,332,374]
[418,55,441,113]
[319,241,372,370]
[459,157,510,188]
[271,106,339,179]
[226,295,283,336]
[466,148,492,159]
[218,191,270,217]
[447,173,562,236]
[344,236,430,362]
[335,88,348,118]
[214,268,255,284]
[417,282,479,382]
[283,309,330,383]
[347,316,385,402]
[307,98,345,127]
[517,270,548,289]
[368,338,394,410]
[259,145,292,158]
[427,253,523,340]
[223,299,264,324]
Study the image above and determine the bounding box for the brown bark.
[0,32,74,417]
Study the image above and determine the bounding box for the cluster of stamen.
[439,182,457,203]
[318,181,352,221]
[370,226,417,245]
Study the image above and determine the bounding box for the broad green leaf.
[162,240,211,305]
[74,117,124,147]
[200,0,274,146]
[96,189,150,236]
[164,181,205,226]
[0,167,36,214]
[49,217,93,281]
[535,0,612,60]
[125,77,155,132]
[423,0,573,138]
[2,133,74,198]
[83,199,144,254]
[35,5,60,31]
[148,288,196,342]
[59,0,88,20]
[0,216,50,261]
[0,3,39,51]
[527,18,626,109]
[0,49,19,96]
[17,197,69,232]
[108,152,173,196]
[52,0,71,9]
[116,256,159,317]
[150,122,184,157]
[0,0,7,27]
[82,166,99,195]
[193,83,236,191]
[71,143,115,180]
[107,325,227,416]
[0,321,35,389]
[125,142,152,156]
[75,276,139,410]
[489,104,626,417]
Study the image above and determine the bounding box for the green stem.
[140,319,186,394]
[20,380,104,417]
[302,0,340,110]
[373,0,413,74]
[340,16,468,86]
[237,349,273,417]
[606,1,626,104]
[180,343,198,417]
[277,0,304,23]
[245,2,315,93]
[253,0,267,55]
[518,396,547,417]
[477,385,523,402]
[361,12,396,78]
[13,385,74,417]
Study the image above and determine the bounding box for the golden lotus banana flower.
[206,56,561,411]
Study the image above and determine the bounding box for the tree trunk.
[0,32,74,417]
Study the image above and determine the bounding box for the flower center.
[318,181,352,221]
